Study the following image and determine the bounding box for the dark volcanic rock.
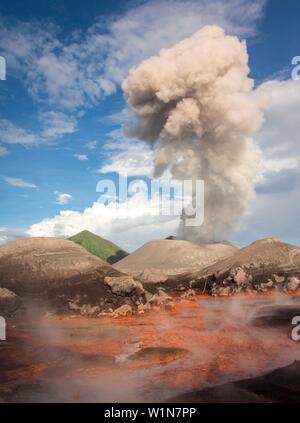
[129,346,188,364]
[251,303,300,327]
[168,361,300,403]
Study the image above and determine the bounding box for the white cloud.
[4,176,37,188]
[262,157,299,174]
[84,140,97,150]
[255,79,300,181]
[54,191,72,205]
[39,111,77,139]
[233,187,300,247]
[231,78,300,245]
[0,227,27,244]
[0,0,265,110]
[0,119,37,144]
[99,129,154,176]
[89,0,264,88]
[0,112,77,146]
[0,145,8,156]
[74,153,88,161]
[28,190,180,251]
[99,108,134,125]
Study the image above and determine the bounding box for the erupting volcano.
[123,25,267,243]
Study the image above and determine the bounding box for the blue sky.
[0,0,299,251]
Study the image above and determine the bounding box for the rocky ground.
[0,237,300,319]
[152,238,300,297]
[1,236,299,403]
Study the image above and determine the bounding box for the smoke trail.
[123,25,267,242]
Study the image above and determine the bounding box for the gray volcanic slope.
[160,238,300,295]
[201,237,300,276]
[114,239,238,274]
[0,237,119,295]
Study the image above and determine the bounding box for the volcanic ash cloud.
[123,25,267,242]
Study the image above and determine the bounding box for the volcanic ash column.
[123,26,267,242]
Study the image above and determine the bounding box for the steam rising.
[12,295,300,402]
[123,26,267,242]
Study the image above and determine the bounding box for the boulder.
[229,267,248,286]
[138,269,168,284]
[104,276,144,297]
[0,288,19,316]
[284,277,300,293]
[211,286,232,297]
[98,308,114,316]
[113,304,133,317]
[68,301,101,317]
[259,280,274,292]
[273,274,285,284]
[149,290,173,307]
[137,302,152,314]
[79,304,101,317]
[181,289,196,300]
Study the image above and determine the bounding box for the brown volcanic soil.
[1,237,300,318]
[0,237,123,314]
[114,239,237,275]
[0,237,116,293]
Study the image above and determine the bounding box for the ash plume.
[123,25,267,242]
